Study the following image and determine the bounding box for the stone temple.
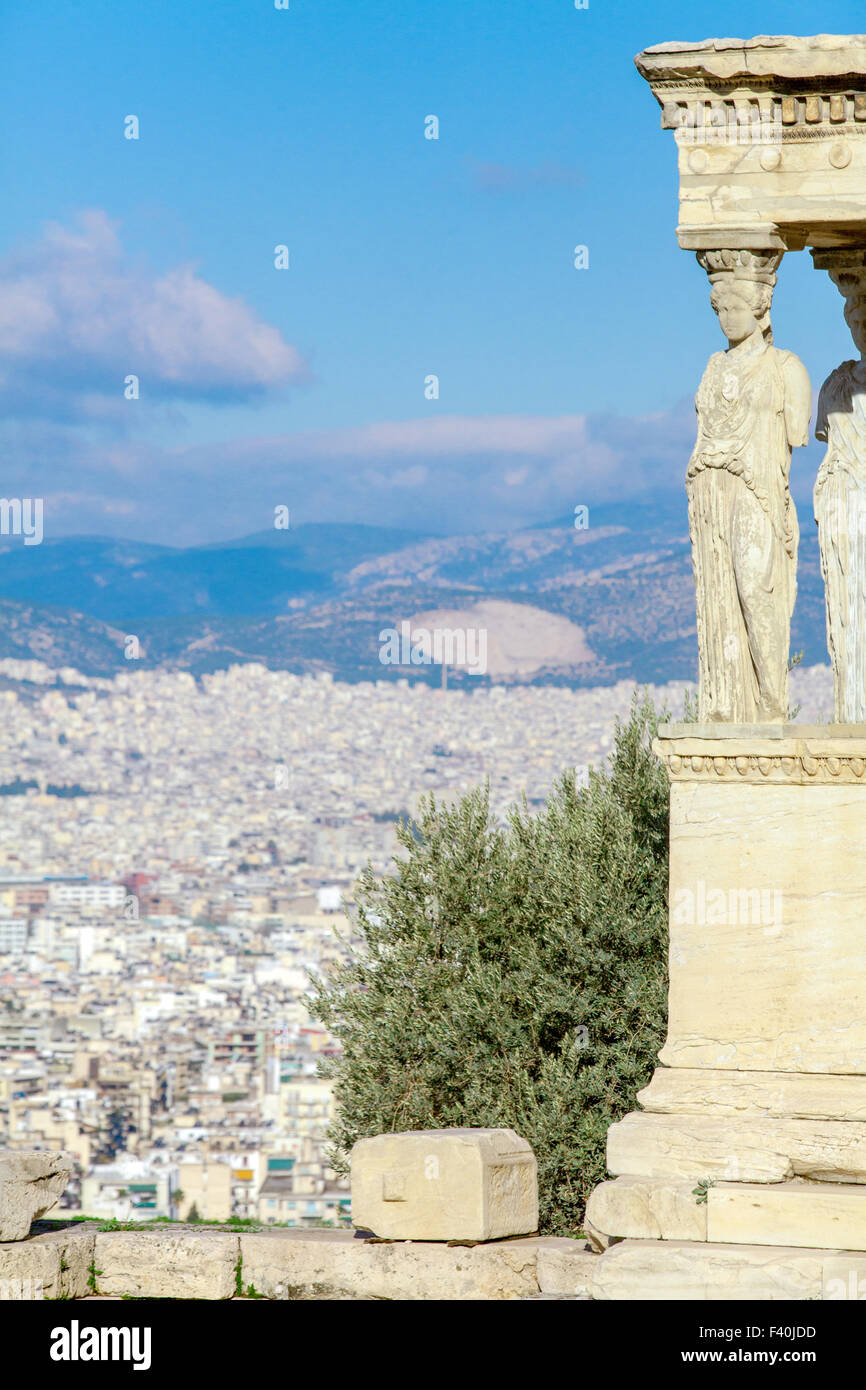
[585,33,866,1300]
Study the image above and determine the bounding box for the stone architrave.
[634,35,866,253]
[350,1129,538,1242]
[812,248,866,722]
[687,250,811,721]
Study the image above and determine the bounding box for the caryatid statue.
[812,250,866,724]
[687,249,811,723]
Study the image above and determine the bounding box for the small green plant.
[693,1179,715,1205]
[244,1283,264,1299]
[788,648,804,720]
[234,1254,243,1297]
[681,687,700,723]
[87,1260,102,1294]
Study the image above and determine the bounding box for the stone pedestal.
[587,728,866,1296]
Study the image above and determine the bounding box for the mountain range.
[0,499,829,686]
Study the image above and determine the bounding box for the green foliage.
[311,691,671,1236]
[693,1179,714,1205]
[787,648,804,721]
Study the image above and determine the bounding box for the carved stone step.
[586,1176,707,1243]
[639,1066,866,1122]
[708,1179,866,1250]
[590,1237,866,1301]
[608,1111,866,1184]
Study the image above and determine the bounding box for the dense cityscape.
[0,658,833,1227]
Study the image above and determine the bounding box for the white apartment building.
[52,884,125,911]
[0,918,27,955]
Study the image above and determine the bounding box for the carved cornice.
[636,34,866,87]
[636,34,866,250]
[653,735,866,784]
[653,91,866,140]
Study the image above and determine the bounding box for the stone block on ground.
[31,1224,97,1299]
[534,1237,598,1294]
[350,1128,538,1241]
[0,1151,72,1241]
[0,1234,60,1299]
[95,1229,239,1299]
[589,1238,866,1301]
[240,1228,547,1300]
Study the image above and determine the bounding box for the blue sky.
[0,0,863,544]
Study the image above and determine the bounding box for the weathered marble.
[590,1237,865,1301]
[639,1067,866,1121]
[350,1129,538,1242]
[95,1229,239,1299]
[812,248,866,721]
[0,1152,72,1241]
[586,1177,707,1243]
[708,1180,866,1249]
[239,1229,574,1301]
[636,35,866,252]
[654,733,866,1072]
[687,252,810,722]
[608,1112,866,1185]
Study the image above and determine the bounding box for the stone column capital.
[811,246,866,301]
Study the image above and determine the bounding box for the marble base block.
[654,729,866,1073]
[586,728,866,1293]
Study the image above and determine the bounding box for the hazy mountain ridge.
[0,505,830,685]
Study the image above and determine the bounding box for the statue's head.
[839,279,866,354]
[813,252,866,356]
[697,249,782,345]
[710,280,773,346]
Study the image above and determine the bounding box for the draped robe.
[686,336,810,722]
[814,359,866,722]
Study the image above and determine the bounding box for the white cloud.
[0,210,306,418]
